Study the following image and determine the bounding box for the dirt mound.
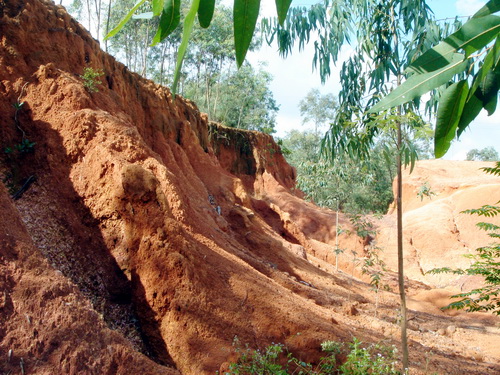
[377,160,500,287]
[1,1,499,374]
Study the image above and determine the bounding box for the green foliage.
[101,3,278,133]
[226,337,400,375]
[4,139,36,158]
[362,246,389,316]
[416,181,436,201]
[466,146,500,161]
[264,0,453,154]
[280,130,400,214]
[428,162,500,315]
[347,213,376,240]
[106,0,292,94]
[81,67,104,92]
[370,0,500,158]
[338,338,399,375]
[185,63,279,134]
[299,89,338,134]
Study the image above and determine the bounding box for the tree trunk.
[397,118,409,371]
[93,0,101,41]
[85,0,91,33]
[390,3,409,370]
[141,23,150,78]
[104,0,112,52]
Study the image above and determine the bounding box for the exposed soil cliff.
[1,1,499,374]
[378,160,500,288]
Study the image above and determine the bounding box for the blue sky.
[248,0,500,160]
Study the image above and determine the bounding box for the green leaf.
[469,37,500,100]
[405,42,456,75]
[435,80,469,158]
[171,0,200,95]
[104,0,147,40]
[275,0,292,26]
[450,15,500,57]
[198,0,215,28]
[457,92,484,138]
[152,0,164,16]
[234,0,261,67]
[406,16,500,75]
[481,70,500,114]
[369,54,468,113]
[473,0,500,18]
[484,91,498,115]
[151,0,181,46]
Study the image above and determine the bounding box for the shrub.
[81,67,104,92]
[225,337,401,375]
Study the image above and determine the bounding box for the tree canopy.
[299,89,338,135]
[105,0,293,94]
[370,0,500,158]
[466,146,500,161]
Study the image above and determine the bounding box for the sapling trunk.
[397,117,409,371]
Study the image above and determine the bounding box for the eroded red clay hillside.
[1,1,499,374]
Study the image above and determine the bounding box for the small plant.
[227,338,289,375]
[416,181,436,201]
[15,139,36,154]
[334,246,345,273]
[81,67,104,92]
[226,337,401,375]
[346,213,376,241]
[4,139,36,158]
[362,245,389,317]
[339,338,400,375]
[13,101,24,110]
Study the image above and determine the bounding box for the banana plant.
[105,0,293,96]
[370,0,500,158]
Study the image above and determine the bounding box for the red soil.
[0,1,498,374]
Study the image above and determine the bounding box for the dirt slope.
[0,1,499,374]
[377,160,500,288]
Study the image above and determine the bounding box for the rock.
[446,325,457,335]
[344,303,359,316]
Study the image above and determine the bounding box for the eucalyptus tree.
[209,63,279,133]
[106,0,171,77]
[105,0,294,95]
[466,147,500,161]
[70,0,115,45]
[371,0,500,158]
[182,5,235,116]
[263,0,458,369]
[299,89,338,135]
[179,5,265,121]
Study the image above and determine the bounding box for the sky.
[246,0,500,160]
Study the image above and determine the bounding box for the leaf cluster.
[81,67,104,93]
[465,146,500,161]
[281,130,398,214]
[226,337,400,375]
[371,0,500,158]
[106,0,293,94]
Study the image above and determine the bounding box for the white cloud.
[248,34,351,137]
[455,0,485,16]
